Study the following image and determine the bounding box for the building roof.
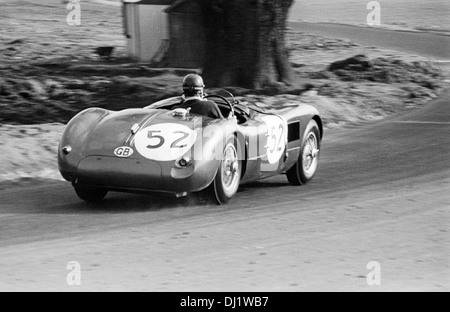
[123,0,175,5]
[165,0,195,12]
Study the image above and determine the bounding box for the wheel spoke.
[221,144,239,193]
[303,132,318,172]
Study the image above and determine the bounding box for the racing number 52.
[147,131,164,149]
[268,124,284,153]
[171,131,189,148]
[147,130,189,149]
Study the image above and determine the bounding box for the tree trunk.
[197,0,294,89]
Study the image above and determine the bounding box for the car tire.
[212,137,242,205]
[287,120,321,186]
[73,184,108,202]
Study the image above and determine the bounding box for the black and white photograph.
[0,0,449,295]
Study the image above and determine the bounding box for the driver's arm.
[209,101,224,119]
[197,100,223,119]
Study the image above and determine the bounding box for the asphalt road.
[289,22,450,60]
[0,88,449,291]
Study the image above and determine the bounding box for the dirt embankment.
[1,30,447,125]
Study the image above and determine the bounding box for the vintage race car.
[58,91,323,204]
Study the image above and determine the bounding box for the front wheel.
[212,138,241,205]
[73,184,108,202]
[287,120,321,186]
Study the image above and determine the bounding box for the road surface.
[289,22,450,60]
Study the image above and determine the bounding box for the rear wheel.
[287,120,321,185]
[73,184,108,202]
[212,138,241,205]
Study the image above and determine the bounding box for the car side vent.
[288,122,300,142]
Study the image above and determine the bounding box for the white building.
[122,0,174,63]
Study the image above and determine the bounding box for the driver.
[176,74,223,119]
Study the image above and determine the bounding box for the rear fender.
[58,108,110,181]
[192,119,242,162]
[178,119,244,191]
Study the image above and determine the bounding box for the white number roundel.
[262,116,287,164]
[134,123,197,161]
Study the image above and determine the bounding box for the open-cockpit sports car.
[58,91,323,204]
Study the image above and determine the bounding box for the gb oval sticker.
[114,146,134,158]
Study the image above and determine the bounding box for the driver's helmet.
[182,74,205,96]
